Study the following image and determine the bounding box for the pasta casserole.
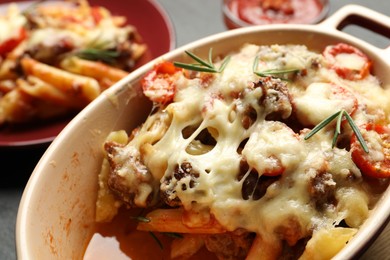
[94,42,390,259]
[0,0,146,125]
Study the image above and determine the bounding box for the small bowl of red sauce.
[223,0,330,29]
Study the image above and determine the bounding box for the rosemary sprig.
[173,48,231,73]
[344,112,369,153]
[304,109,369,153]
[71,32,121,64]
[74,48,120,64]
[252,56,300,80]
[149,231,164,249]
[255,68,301,77]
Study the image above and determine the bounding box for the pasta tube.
[21,57,101,103]
[18,76,86,109]
[137,208,226,234]
[60,57,128,84]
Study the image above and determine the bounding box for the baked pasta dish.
[0,0,146,125]
[94,42,390,259]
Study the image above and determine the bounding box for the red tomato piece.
[351,124,390,178]
[91,7,104,25]
[154,60,178,75]
[141,61,181,104]
[0,27,27,56]
[323,43,372,81]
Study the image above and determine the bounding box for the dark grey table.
[1,1,389,259]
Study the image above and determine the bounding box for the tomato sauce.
[83,208,217,260]
[224,0,327,29]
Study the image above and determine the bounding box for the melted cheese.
[242,121,304,175]
[0,4,26,43]
[335,53,366,71]
[26,28,84,49]
[294,82,357,125]
[1,3,137,57]
[107,43,390,254]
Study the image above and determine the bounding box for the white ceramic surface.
[16,5,390,259]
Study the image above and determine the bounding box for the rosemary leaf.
[185,50,214,69]
[218,55,231,73]
[163,232,184,239]
[256,68,301,76]
[344,111,369,153]
[332,110,344,148]
[173,49,230,73]
[208,48,214,67]
[149,231,163,249]
[75,48,120,64]
[252,55,260,73]
[252,56,300,80]
[172,62,220,73]
[131,216,151,223]
[304,111,341,140]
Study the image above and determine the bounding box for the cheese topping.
[294,82,357,125]
[101,43,390,258]
[0,4,26,43]
[334,52,366,71]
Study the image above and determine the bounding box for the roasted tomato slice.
[351,124,390,178]
[0,27,26,56]
[141,61,181,104]
[323,43,371,81]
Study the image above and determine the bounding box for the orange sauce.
[224,0,326,29]
[83,208,217,260]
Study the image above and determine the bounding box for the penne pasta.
[0,41,27,80]
[0,88,36,124]
[136,208,226,234]
[0,0,147,125]
[60,57,128,86]
[299,228,358,260]
[21,57,101,103]
[0,79,17,95]
[0,88,69,124]
[17,76,86,109]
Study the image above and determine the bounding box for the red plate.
[0,0,175,148]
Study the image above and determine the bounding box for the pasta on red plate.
[0,0,146,125]
[95,43,390,259]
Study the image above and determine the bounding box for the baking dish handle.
[319,4,390,57]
